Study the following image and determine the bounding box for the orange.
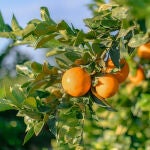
[137,43,150,59]
[62,67,91,97]
[128,66,145,85]
[95,74,119,99]
[106,58,129,83]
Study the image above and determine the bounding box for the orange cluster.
[127,42,149,85]
[94,58,129,99]
[61,58,130,99]
[61,42,148,99]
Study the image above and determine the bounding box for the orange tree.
[0,0,150,149]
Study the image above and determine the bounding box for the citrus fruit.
[137,43,150,59]
[62,67,91,97]
[128,66,145,85]
[106,58,129,83]
[95,74,119,99]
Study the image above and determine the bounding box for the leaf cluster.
[0,1,150,148]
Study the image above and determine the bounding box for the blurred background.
[0,1,92,150]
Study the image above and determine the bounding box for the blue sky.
[0,0,92,30]
[0,0,92,63]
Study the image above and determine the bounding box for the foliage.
[0,0,150,149]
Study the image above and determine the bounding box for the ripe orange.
[137,43,150,59]
[128,66,145,85]
[106,58,129,83]
[62,67,91,97]
[95,74,119,99]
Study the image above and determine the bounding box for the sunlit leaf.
[23,97,37,108]
[46,48,66,57]
[40,7,56,25]
[128,33,149,48]
[11,14,22,31]
[34,121,44,136]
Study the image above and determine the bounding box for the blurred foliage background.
[0,0,150,150]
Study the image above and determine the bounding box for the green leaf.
[57,20,74,35]
[90,88,117,111]
[146,17,150,32]
[34,121,44,136]
[40,7,56,25]
[11,14,22,31]
[0,99,14,111]
[112,7,128,20]
[0,32,16,39]
[55,57,69,68]
[21,24,36,37]
[23,127,34,145]
[17,110,42,120]
[92,42,104,56]
[73,31,84,46]
[31,62,42,73]
[10,85,25,105]
[117,26,136,39]
[37,100,51,113]
[46,48,66,57]
[47,115,56,136]
[27,19,41,25]
[136,94,150,111]
[34,22,56,36]
[128,33,149,48]
[16,64,31,76]
[35,90,50,99]
[109,43,120,68]
[64,51,81,62]
[23,97,37,108]
[0,11,5,31]
[34,34,56,48]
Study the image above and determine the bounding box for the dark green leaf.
[37,100,51,113]
[35,90,50,98]
[92,42,104,56]
[0,11,5,31]
[90,88,117,112]
[73,31,84,46]
[64,51,81,62]
[47,115,56,136]
[109,43,120,68]
[31,62,42,73]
